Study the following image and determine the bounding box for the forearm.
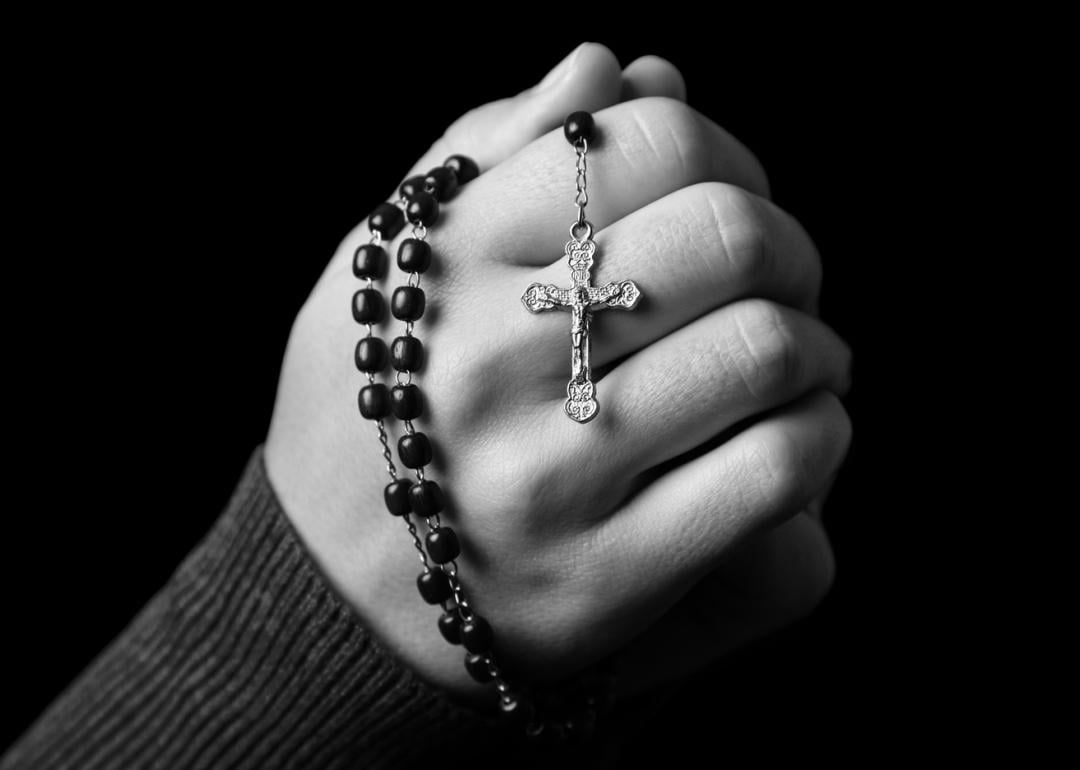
[0,444,503,770]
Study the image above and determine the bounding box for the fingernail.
[537,42,588,91]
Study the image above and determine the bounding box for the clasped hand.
[266,43,852,705]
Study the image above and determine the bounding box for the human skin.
[265,42,853,707]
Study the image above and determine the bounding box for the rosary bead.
[358,384,390,419]
[352,244,387,280]
[391,287,426,322]
[399,175,427,200]
[564,110,595,145]
[397,238,432,273]
[384,479,413,516]
[405,190,439,227]
[409,480,445,516]
[351,289,385,324]
[424,166,459,201]
[465,653,494,683]
[391,336,424,371]
[499,695,532,723]
[438,610,463,644]
[443,154,479,184]
[398,433,433,468]
[368,202,405,240]
[391,384,423,420]
[461,616,494,654]
[354,337,388,372]
[426,527,460,564]
[417,568,453,604]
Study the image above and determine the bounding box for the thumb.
[402,42,624,183]
[318,43,626,290]
[621,54,688,102]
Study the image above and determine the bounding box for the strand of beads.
[353,157,528,711]
[388,160,524,700]
[353,152,613,743]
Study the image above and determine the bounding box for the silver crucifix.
[521,233,641,423]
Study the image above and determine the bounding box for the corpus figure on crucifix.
[521,234,642,423]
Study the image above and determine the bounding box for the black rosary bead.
[368,202,405,240]
[409,480,445,516]
[443,154,479,184]
[417,568,453,604]
[391,336,424,371]
[426,527,460,564]
[384,479,413,516]
[358,384,391,419]
[352,244,387,280]
[397,238,432,273]
[465,653,494,683]
[564,110,595,145]
[354,337,388,372]
[352,289,385,324]
[399,175,427,200]
[391,384,423,420]
[405,190,440,227]
[498,696,531,722]
[424,166,459,201]
[391,287,426,322]
[438,610,463,644]
[461,616,494,654]
[359,148,582,731]
[398,433,433,468]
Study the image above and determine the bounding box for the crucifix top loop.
[570,219,593,243]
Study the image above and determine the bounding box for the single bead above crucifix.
[521,229,642,423]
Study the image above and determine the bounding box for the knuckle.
[810,390,853,464]
[823,392,855,468]
[626,97,709,179]
[729,299,801,401]
[748,391,853,519]
[697,182,772,288]
[750,424,811,514]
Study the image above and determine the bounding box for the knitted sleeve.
[0,443,517,769]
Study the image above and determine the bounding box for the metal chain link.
[374,417,397,480]
[574,137,589,228]
[404,514,431,569]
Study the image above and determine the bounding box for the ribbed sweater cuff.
[1,443,505,769]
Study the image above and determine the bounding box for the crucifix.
[521,230,642,423]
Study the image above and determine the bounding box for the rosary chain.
[574,137,589,228]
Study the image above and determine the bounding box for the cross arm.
[587,280,642,310]
[521,283,574,313]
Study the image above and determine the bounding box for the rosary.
[352,111,640,743]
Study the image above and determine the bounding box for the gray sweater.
[0,444,663,768]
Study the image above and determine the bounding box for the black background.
[3,24,979,762]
